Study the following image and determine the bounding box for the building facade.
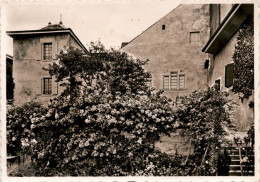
[122,4,210,101]
[7,22,88,106]
[202,4,254,132]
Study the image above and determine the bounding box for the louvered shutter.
[52,77,58,95]
[225,63,234,87]
[37,78,43,95]
[52,41,58,60]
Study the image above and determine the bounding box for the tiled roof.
[40,22,67,30]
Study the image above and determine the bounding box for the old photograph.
[2,0,258,180]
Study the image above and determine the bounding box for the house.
[122,4,210,102]
[121,4,211,155]
[7,22,88,106]
[202,4,254,132]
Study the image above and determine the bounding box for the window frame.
[42,77,52,95]
[189,31,200,43]
[225,63,234,88]
[43,42,52,60]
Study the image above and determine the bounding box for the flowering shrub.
[7,42,236,176]
[7,101,47,156]
[20,84,176,176]
[8,42,178,176]
[174,86,235,175]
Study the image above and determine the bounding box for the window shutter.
[52,77,58,95]
[52,41,57,60]
[225,63,234,87]
[37,78,43,95]
[163,76,169,89]
[41,43,44,60]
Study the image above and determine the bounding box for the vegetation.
[174,86,235,175]
[7,42,235,176]
[232,17,254,107]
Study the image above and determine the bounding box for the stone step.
[231,160,240,165]
[229,171,242,176]
[230,165,241,170]
[230,155,240,160]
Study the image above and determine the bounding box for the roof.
[202,4,253,55]
[7,22,88,53]
[121,4,181,49]
[40,22,67,30]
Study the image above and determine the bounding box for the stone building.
[122,4,210,101]
[202,4,254,132]
[7,22,88,106]
[122,4,210,155]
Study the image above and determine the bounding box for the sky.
[5,1,180,55]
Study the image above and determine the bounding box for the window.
[146,76,152,87]
[163,72,186,90]
[215,79,221,91]
[43,78,52,95]
[225,63,234,87]
[190,32,200,42]
[43,43,52,60]
[162,25,166,30]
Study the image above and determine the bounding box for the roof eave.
[7,29,88,54]
[202,4,253,55]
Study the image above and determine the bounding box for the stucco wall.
[208,31,253,131]
[123,4,210,101]
[13,33,71,106]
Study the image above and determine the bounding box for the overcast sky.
[5,1,180,55]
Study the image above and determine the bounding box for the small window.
[146,76,152,87]
[225,63,234,87]
[190,32,200,42]
[215,79,221,91]
[162,25,165,30]
[43,78,52,95]
[43,43,52,60]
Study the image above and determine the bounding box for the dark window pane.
[225,63,234,87]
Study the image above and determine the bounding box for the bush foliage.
[232,17,254,104]
[7,42,235,176]
[175,86,235,175]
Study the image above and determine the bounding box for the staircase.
[226,145,254,176]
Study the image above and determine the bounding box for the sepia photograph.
[1,0,258,180]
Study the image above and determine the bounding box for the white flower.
[31,139,37,144]
[46,112,51,117]
[85,119,91,123]
[84,141,90,146]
